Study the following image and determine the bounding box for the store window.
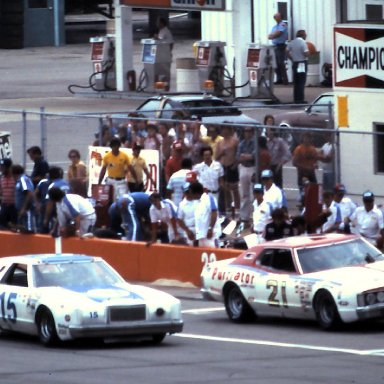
[374,123,384,173]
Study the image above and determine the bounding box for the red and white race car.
[201,234,384,329]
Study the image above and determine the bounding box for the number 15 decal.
[267,280,288,308]
[0,292,17,323]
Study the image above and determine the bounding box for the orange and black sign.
[119,0,226,11]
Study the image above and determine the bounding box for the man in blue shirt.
[268,12,288,85]
[12,164,36,233]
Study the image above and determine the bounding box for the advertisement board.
[119,0,225,11]
[0,132,12,160]
[334,25,384,89]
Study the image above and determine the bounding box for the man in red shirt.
[0,158,17,229]
[164,140,183,185]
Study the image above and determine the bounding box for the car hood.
[307,261,384,290]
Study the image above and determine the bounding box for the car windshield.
[297,238,384,273]
[181,100,241,117]
[33,260,124,289]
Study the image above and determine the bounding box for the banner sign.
[334,25,384,89]
[88,146,160,194]
[119,0,226,11]
[0,132,12,160]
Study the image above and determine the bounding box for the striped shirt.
[0,175,16,204]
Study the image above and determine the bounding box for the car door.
[0,263,36,335]
[251,248,297,317]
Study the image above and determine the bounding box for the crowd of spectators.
[0,114,383,251]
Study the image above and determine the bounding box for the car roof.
[250,233,358,251]
[0,254,97,266]
[151,94,224,102]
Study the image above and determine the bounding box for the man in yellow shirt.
[128,143,155,192]
[98,138,137,200]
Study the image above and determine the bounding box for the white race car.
[0,254,183,345]
[201,234,384,329]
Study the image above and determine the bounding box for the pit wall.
[0,231,240,287]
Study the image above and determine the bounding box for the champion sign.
[334,26,384,89]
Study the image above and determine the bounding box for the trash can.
[176,58,200,93]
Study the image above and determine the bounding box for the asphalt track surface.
[0,285,383,384]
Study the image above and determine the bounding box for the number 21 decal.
[267,280,288,308]
[0,292,17,323]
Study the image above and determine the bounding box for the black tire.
[152,333,166,344]
[37,309,59,346]
[224,285,255,323]
[314,291,341,330]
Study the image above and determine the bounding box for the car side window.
[258,249,296,272]
[1,264,28,287]
[310,95,333,114]
[137,100,161,117]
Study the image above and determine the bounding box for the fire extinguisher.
[127,70,136,91]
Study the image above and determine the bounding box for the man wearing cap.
[349,191,384,249]
[0,158,17,229]
[98,138,138,200]
[164,140,184,184]
[193,146,224,206]
[252,183,273,242]
[128,143,155,192]
[260,169,284,210]
[333,183,356,233]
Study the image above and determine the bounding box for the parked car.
[274,92,334,148]
[0,254,183,346]
[135,94,258,127]
[201,233,384,330]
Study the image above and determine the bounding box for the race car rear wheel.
[314,291,341,330]
[224,284,255,323]
[37,308,59,346]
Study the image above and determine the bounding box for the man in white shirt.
[48,187,96,237]
[166,158,194,206]
[252,183,273,242]
[319,190,341,234]
[193,146,224,205]
[349,191,384,249]
[333,183,356,233]
[155,17,174,50]
[260,169,284,210]
[147,192,178,246]
[189,182,221,248]
[177,183,198,246]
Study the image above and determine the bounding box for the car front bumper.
[67,320,183,339]
[356,303,384,320]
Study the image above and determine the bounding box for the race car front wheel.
[224,284,255,323]
[314,291,341,330]
[37,308,59,346]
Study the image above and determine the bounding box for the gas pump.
[90,36,116,91]
[138,39,172,92]
[246,43,277,100]
[195,41,226,96]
